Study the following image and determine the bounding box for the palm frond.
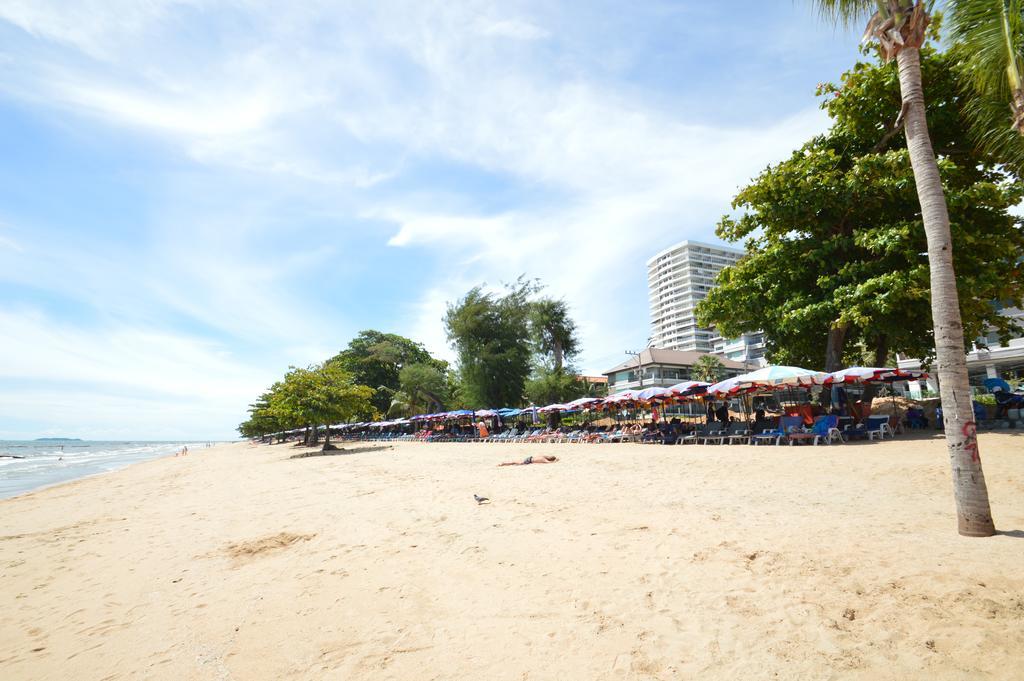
[960,81,1024,173]
[814,1,933,60]
[948,0,1024,130]
[812,0,882,28]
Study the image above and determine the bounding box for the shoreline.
[0,441,227,502]
[2,436,1022,680]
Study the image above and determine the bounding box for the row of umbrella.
[322,366,929,432]
[535,365,928,413]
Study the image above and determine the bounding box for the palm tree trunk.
[896,47,995,537]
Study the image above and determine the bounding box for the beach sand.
[1,435,1022,680]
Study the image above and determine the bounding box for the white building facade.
[647,239,765,363]
[897,306,1024,390]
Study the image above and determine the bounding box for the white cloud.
[0,307,280,438]
[0,0,204,59]
[61,81,277,137]
[0,0,840,427]
[0,308,270,400]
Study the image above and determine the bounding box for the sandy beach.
[1,435,1022,680]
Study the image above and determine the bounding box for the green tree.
[529,298,580,372]
[278,362,375,446]
[699,48,1023,371]
[808,0,1024,536]
[238,388,292,441]
[525,368,588,406]
[691,354,727,383]
[444,279,537,407]
[395,362,450,415]
[331,330,447,415]
[582,377,609,398]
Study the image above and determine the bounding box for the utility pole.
[625,349,644,388]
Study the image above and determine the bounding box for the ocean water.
[0,440,215,500]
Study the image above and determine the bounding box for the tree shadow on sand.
[289,445,391,459]
[995,529,1024,539]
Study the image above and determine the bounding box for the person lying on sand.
[498,455,558,466]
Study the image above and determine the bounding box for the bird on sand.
[474,494,490,504]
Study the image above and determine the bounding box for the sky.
[0,1,864,440]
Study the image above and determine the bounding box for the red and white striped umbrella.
[824,367,929,384]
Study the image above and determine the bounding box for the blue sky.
[0,1,863,439]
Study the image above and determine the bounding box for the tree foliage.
[238,362,376,444]
[529,298,580,372]
[697,46,1024,369]
[392,362,450,416]
[331,330,448,415]
[444,279,585,408]
[691,354,727,383]
[444,279,537,407]
[524,368,588,406]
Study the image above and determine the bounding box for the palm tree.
[810,0,1024,536]
[530,299,580,373]
[691,354,727,384]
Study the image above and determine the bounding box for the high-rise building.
[647,239,765,363]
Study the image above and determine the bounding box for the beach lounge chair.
[865,415,894,440]
[843,415,892,441]
[726,422,753,445]
[702,422,745,445]
[563,430,585,443]
[786,415,842,446]
[601,429,626,443]
[680,424,716,444]
[515,429,540,442]
[751,416,803,446]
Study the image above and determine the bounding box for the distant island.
[34,438,82,442]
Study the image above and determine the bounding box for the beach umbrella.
[538,403,569,413]
[602,390,644,423]
[565,397,603,424]
[566,397,602,408]
[658,381,709,421]
[984,377,1013,394]
[824,367,929,420]
[709,366,825,402]
[706,376,759,397]
[475,409,497,417]
[733,365,827,388]
[666,381,710,398]
[709,367,826,422]
[634,386,672,402]
[823,367,897,384]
